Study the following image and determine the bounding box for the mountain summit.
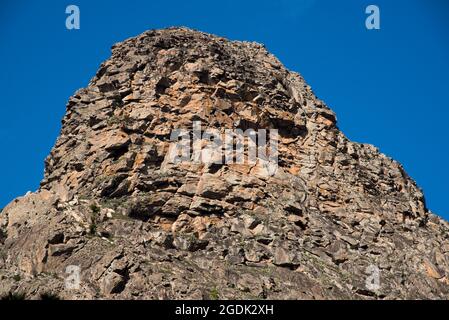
[1,28,448,299]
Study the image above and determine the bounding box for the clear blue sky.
[1,1,448,219]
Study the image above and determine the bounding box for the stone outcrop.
[1,27,448,300]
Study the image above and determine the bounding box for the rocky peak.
[0,28,448,299]
[42,27,323,199]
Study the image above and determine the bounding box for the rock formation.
[0,27,448,299]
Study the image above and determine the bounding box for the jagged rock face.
[1,28,448,300]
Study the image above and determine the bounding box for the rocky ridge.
[0,27,448,299]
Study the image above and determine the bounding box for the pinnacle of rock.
[1,28,448,300]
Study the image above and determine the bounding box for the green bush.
[1,292,26,300]
[89,222,97,236]
[40,292,60,300]
[89,204,100,215]
[88,203,101,236]
[209,287,220,300]
[0,228,6,241]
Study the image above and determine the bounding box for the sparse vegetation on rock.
[0,28,448,299]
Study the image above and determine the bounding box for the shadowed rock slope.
[1,27,448,299]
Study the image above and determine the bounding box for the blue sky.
[1,0,448,219]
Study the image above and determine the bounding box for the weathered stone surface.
[0,27,448,300]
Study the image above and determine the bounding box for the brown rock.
[0,28,447,300]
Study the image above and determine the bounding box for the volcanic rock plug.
[1,27,448,299]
